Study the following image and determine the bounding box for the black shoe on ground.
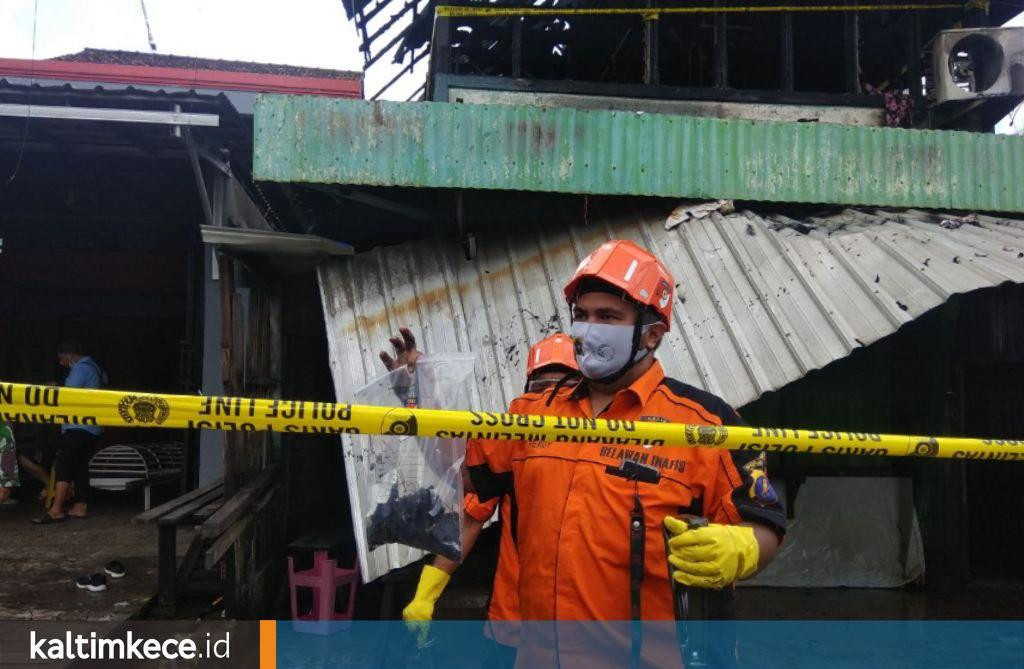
[104,561,126,579]
[32,514,66,525]
[75,574,107,592]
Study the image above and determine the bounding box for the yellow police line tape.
[1,382,1021,461]
[435,4,962,19]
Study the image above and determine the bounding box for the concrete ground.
[3,502,1020,624]
[0,497,191,622]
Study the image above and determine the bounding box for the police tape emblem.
[685,424,728,446]
[913,437,939,457]
[117,395,170,425]
[381,409,418,437]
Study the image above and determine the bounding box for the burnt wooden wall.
[217,254,288,617]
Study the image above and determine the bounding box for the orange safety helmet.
[526,333,579,377]
[563,240,675,329]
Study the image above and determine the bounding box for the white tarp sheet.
[745,477,925,587]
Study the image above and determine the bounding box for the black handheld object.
[606,458,661,669]
[664,515,711,669]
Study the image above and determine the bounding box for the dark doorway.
[961,360,1024,579]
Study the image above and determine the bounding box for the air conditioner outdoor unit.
[924,27,1024,104]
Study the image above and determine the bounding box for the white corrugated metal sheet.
[318,204,1024,579]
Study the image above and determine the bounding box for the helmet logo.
[657,280,672,310]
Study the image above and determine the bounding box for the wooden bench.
[89,443,183,510]
[133,466,280,608]
[134,477,225,606]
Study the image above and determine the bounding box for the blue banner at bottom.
[275,620,1024,669]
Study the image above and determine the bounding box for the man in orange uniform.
[466,241,786,665]
[388,333,580,655]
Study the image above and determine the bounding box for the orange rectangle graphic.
[259,620,276,669]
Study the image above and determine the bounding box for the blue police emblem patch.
[748,470,778,505]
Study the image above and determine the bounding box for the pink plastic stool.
[287,545,359,634]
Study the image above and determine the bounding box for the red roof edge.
[0,57,363,99]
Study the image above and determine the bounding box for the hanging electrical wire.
[1008,102,1024,134]
[140,0,158,52]
[4,0,39,190]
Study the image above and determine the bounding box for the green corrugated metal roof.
[253,95,1024,213]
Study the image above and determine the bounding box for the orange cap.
[526,333,579,377]
[563,240,675,329]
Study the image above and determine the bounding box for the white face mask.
[570,321,651,382]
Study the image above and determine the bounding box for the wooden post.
[908,12,922,99]
[218,254,239,496]
[158,525,178,606]
[714,0,728,88]
[428,14,453,100]
[643,1,660,85]
[511,14,523,78]
[844,3,860,94]
[780,13,794,92]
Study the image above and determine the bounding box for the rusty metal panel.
[318,203,1024,578]
[255,96,1024,212]
[447,87,886,126]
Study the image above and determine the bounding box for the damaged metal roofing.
[320,204,1024,413]
[319,203,1024,578]
[255,97,1024,213]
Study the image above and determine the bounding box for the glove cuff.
[735,525,761,581]
[414,564,451,604]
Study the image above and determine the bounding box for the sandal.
[32,514,66,525]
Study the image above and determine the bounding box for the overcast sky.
[0,0,427,100]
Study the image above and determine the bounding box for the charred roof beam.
[371,45,430,99]
[303,182,436,224]
[355,0,433,69]
[365,1,419,50]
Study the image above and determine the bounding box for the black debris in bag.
[366,485,462,562]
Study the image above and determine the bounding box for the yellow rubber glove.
[664,517,760,590]
[402,564,451,646]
